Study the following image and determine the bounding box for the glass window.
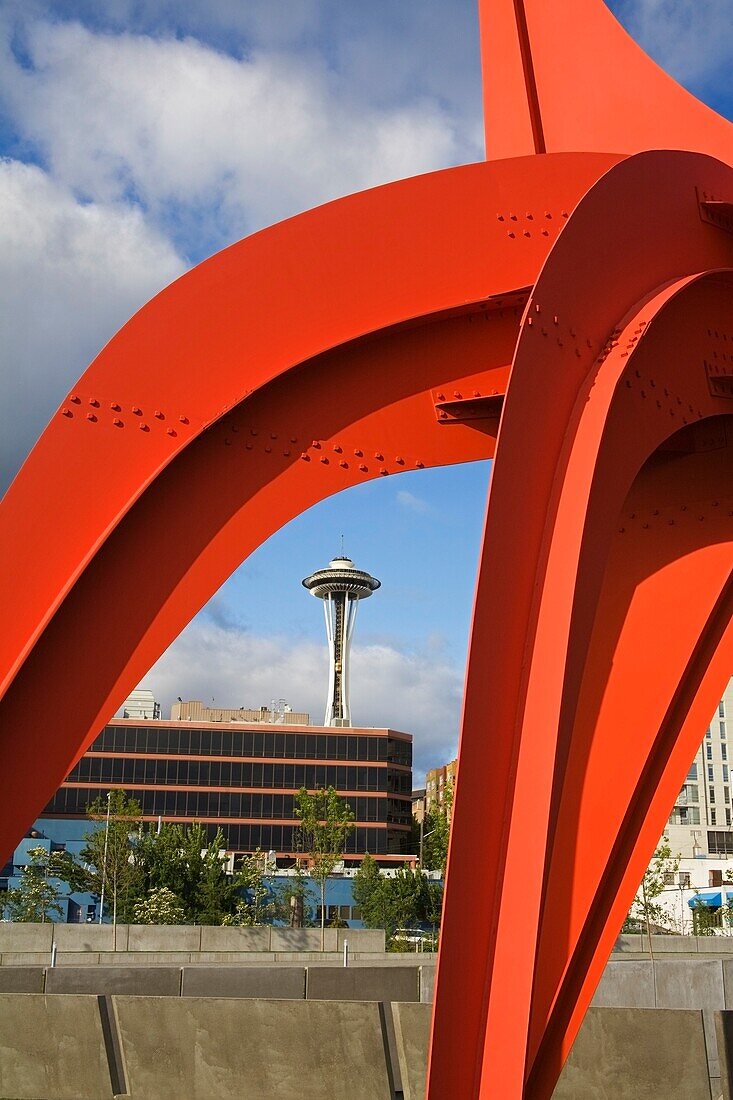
[723,744,728,761]
[707,728,712,739]
[709,765,715,782]
[720,702,726,718]
[711,808,717,824]
[707,744,713,760]
[710,787,716,804]
[724,766,729,783]
[728,808,732,827]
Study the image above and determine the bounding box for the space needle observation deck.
[302,556,381,727]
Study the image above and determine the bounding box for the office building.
[40,718,413,862]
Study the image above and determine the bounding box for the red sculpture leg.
[429,152,733,1098]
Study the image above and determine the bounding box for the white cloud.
[0,157,185,488]
[395,488,435,517]
[141,617,461,782]
[1,20,466,247]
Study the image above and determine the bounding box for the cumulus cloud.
[1,19,466,253]
[141,616,461,782]
[0,157,184,489]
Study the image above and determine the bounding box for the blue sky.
[0,0,730,778]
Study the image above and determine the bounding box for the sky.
[0,0,731,781]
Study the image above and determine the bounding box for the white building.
[666,678,733,859]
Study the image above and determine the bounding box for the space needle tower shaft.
[302,555,380,727]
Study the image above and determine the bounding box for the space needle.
[302,553,381,727]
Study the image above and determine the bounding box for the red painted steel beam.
[0,153,615,860]
[429,151,733,1098]
[480,0,733,163]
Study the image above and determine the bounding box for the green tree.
[134,822,244,924]
[274,864,314,928]
[132,886,185,925]
[353,853,381,924]
[221,853,278,925]
[80,790,144,924]
[421,784,452,874]
[4,846,65,922]
[627,835,680,953]
[294,787,354,949]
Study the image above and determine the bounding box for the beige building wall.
[425,759,457,816]
[170,700,310,725]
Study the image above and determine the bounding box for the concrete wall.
[181,966,306,999]
[114,996,393,1100]
[306,966,419,1003]
[0,994,729,1100]
[0,923,386,966]
[0,994,114,1100]
[391,1003,715,1100]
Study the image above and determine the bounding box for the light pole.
[419,821,436,869]
[98,791,111,925]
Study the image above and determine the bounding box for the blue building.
[2,818,437,927]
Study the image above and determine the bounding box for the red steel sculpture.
[0,0,732,1096]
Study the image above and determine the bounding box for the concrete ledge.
[392,1001,430,1100]
[199,926,270,952]
[0,993,114,1100]
[591,960,656,1009]
[181,966,306,999]
[306,965,419,1002]
[126,925,202,952]
[336,928,386,952]
[52,925,117,952]
[95,951,193,966]
[0,951,54,966]
[698,936,733,953]
[654,959,725,1009]
[554,1008,711,1099]
[46,966,181,996]
[0,966,45,993]
[270,928,338,952]
[113,995,393,1099]
[0,924,53,953]
[419,966,436,1004]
